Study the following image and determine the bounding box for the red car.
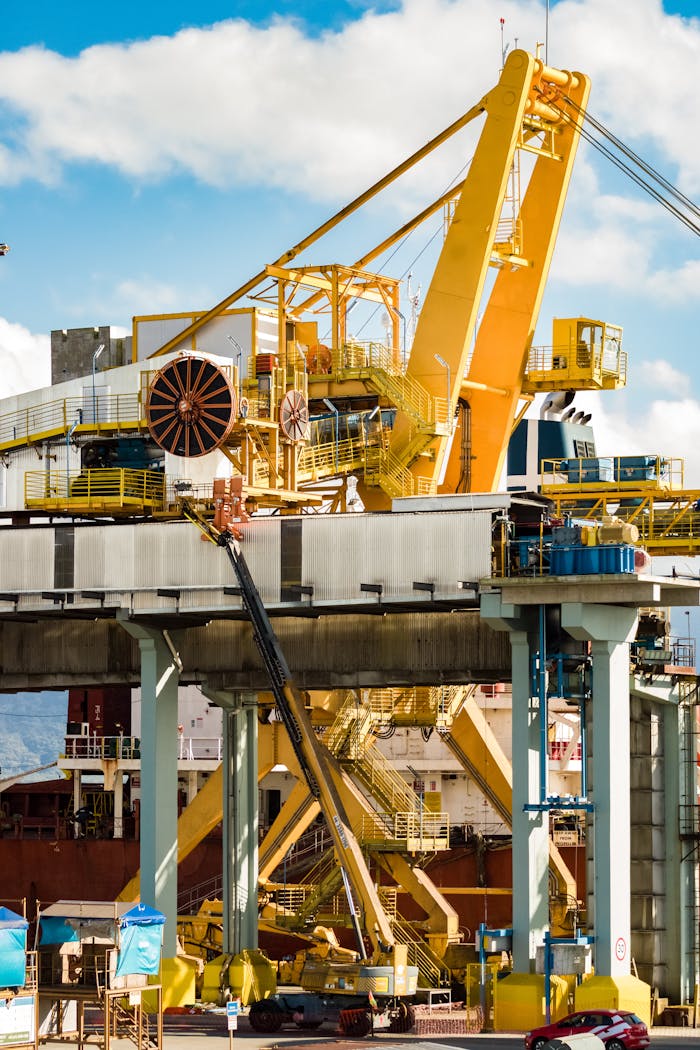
[524,1009,650,1050]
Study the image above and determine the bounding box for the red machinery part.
[305,344,332,375]
[146,355,237,457]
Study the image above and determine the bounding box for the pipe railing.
[63,733,222,762]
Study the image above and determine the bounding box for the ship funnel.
[540,389,575,420]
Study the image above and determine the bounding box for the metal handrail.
[333,341,447,428]
[63,733,222,762]
[0,393,143,448]
[540,455,684,492]
[525,344,628,385]
[25,468,166,509]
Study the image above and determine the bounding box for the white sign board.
[226,999,240,1032]
[0,996,35,1047]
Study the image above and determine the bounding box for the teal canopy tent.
[0,907,28,989]
[115,904,165,978]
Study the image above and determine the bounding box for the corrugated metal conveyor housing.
[0,612,511,690]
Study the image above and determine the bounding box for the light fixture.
[91,343,105,424]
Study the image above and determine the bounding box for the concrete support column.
[662,700,683,998]
[113,770,124,840]
[204,688,259,954]
[677,697,700,1003]
[481,594,546,971]
[118,617,181,957]
[510,628,549,970]
[590,637,632,975]
[562,603,638,977]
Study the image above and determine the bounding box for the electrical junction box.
[536,943,592,975]
[475,929,512,953]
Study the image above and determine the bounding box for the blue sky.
[4,1,406,52]
[1,0,700,495]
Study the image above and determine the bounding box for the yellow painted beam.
[443,695,577,903]
[147,97,487,359]
[390,49,539,485]
[118,764,224,902]
[259,779,319,883]
[447,65,590,493]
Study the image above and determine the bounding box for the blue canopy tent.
[37,901,166,987]
[115,905,165,979]
[0,907,29,989]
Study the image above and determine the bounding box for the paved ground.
[41,1008,700,1050]
[152,1013,700,1050]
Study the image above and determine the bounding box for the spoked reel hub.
[279,389,309,442]
[146,355,237,457]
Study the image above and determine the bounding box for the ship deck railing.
[63,734,222,762]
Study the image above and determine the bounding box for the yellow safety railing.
[369,685,474,729]
[297,435,366,480]
[392,811,450,849]
[25,468,166,512]
[325,690,451,852]
[541,455,683,493]
[324,696,374,758]
[330,341,449,430]
[0,393,143,450]
[524,343,627,392]
[364,445,418,498]
[351,746,422,817]
[544,488,700,556]
[269,883,398,927]
[391,917,446,987]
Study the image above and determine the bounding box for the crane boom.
[182,504,398,963]
[391,49,591,494]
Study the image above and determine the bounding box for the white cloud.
[557,389,700,488]
[92,277,181,320]
[553,219,652,290]
[0,318,50,397]
[550,154,700,298]
[638,358,689,390]
[646,258,700,302]
[1,0,697,309]
[0,0,696,205]
[556,0,700,195]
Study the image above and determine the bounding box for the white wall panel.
[0,527,54,590]
[300,511,491,600]
[0,511,490,608]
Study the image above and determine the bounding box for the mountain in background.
[0,692,68,780]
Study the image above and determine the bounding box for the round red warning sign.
[615,937,627,961]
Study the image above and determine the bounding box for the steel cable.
[553,95,700,236]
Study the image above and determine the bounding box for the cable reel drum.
[146,355,238,457]
[279,389,310,442]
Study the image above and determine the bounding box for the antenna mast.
[500,17,508,69]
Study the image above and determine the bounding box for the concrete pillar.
[561,603,638,977]
[118,616,181,957]
[678,697,699,1003]
[481,594,546,970]
[510,627,549,970]
[662,699,682,996]
[204,688,259,953]
[113,771,124,840]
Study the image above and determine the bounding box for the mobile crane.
[183,502,418,1035]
